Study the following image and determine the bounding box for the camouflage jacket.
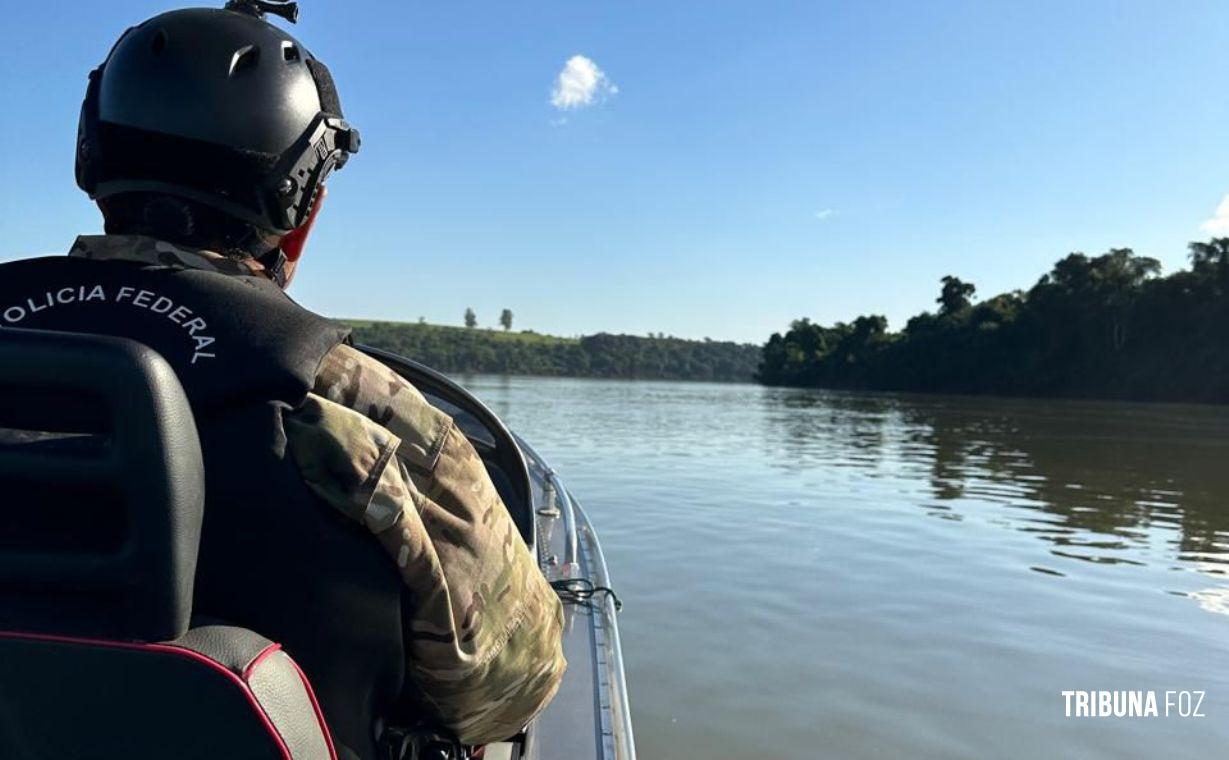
[67,235,566,744]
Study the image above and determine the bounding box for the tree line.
[758,239,1229,403]
[347,321,762,382]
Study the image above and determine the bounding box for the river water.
[462,376,1229,760]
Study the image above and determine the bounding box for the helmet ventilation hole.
[150,30,168,56]
[228,45,261,77]
[282,42,300,62]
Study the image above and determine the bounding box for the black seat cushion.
[0,626,336,760]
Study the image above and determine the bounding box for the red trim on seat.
[243,642,285,681]
[286,655,340,760]
[0,630,294,760]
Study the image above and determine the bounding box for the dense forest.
[759,239,1229,403]
[347,321,761,382]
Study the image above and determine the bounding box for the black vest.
[0,256,407,758]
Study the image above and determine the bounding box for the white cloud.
[815,208,837,220]
[1200,195,1229,234]
[551,55,618,111]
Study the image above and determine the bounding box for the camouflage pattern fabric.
[66,235,566,744]
[285,385,566,745]
[312,344,452,473]
[69,235,272,278]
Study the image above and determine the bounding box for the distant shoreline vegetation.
[759,239,1229,403]
[346,320,762,382]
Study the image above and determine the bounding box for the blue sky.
[3,1,1229,343]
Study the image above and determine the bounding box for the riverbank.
[759,241,1229,404]
[345,320,761,382]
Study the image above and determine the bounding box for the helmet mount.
[224,0,300,24]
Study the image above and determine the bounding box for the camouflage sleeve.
[286,349,566,745]
[312,344,452,472]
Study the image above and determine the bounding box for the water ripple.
[461,376,1229,760]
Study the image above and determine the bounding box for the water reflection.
[765,388,1229,607]
[461,376,1229,759]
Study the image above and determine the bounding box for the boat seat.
[0,327,337,760]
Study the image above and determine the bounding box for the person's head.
[75,1,359,288]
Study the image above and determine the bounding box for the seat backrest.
[0,328,338,760]
[0,326,203,641]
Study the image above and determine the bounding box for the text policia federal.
[1,284,218,364]
[1061,691,1207,718]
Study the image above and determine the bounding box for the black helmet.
[75,1,360,235]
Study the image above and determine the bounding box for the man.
[0,2,564,757]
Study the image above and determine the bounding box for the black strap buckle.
[257,248,289,288]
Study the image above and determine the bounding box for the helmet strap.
[257,248,290,288]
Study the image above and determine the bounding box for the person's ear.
[280,185,327,263]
